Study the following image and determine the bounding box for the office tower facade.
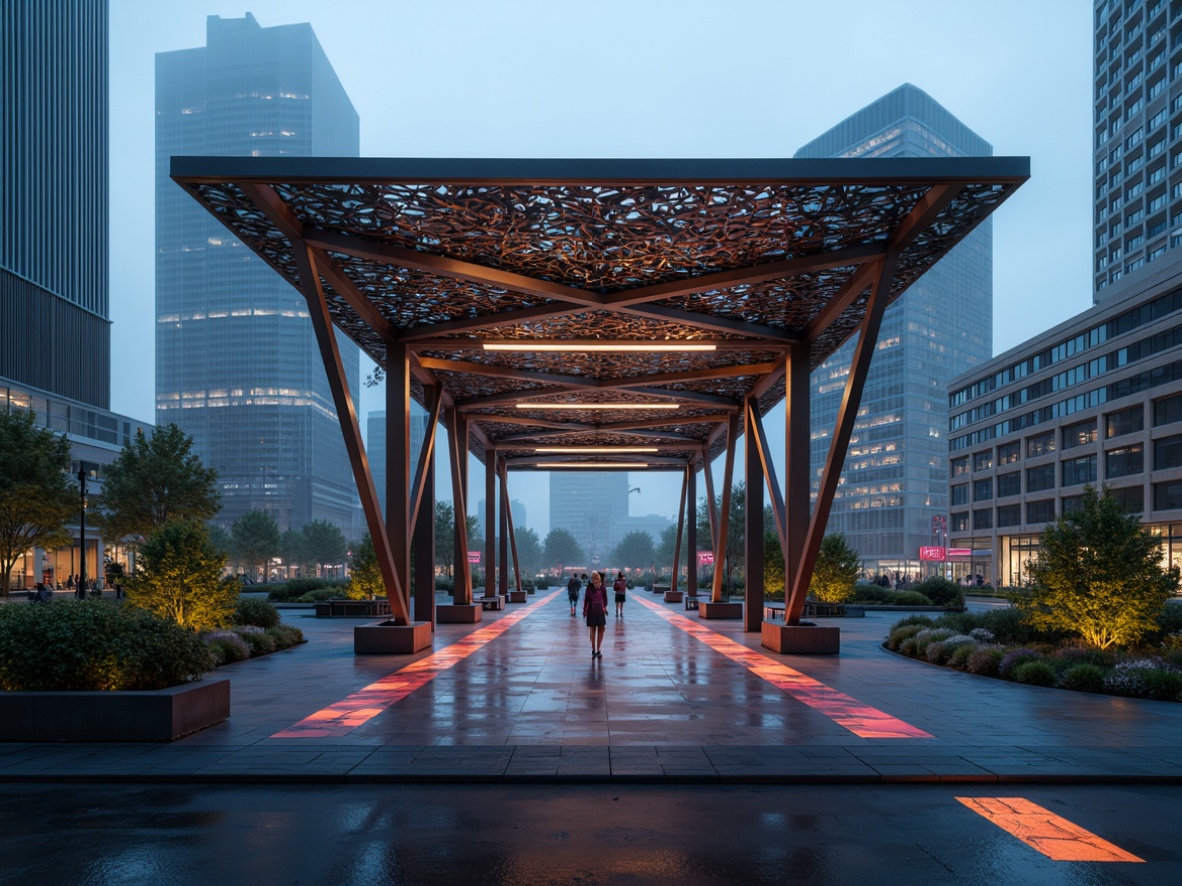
[549,472,630,566]
[1,0,155,590]
[795,84,994,576]
[367,408,428,532]
[1093,0,1182,299]
[1,0,109,408]
[156,13,361,535]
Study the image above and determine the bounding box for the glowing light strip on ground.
[632,595,931,739]
[272,591,562,739]
[956,797,1143,862]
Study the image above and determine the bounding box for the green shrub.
[1140,666,1182,701]
[267,624,304,649]
[975,607,1051,646]
[1060,663,1108,693]
[234,625,277,656]
[891,590,933,607]
[911,577,965,608]
[1144,603,1182,645]
[851,583,893,604]
[898,637,920,656]
[234,597,281,628]
[998,648,1045,679]
[925,641,949,664]
[912,628,955,656]
[886,623,928,651]
[965,646,1006,677]
[203,630,251,664]
[0,599,207,690]
[296,588,346,602]
[1012,660,1057,686]
[948,642,978,669]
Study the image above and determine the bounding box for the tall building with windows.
[155,13,361,535]
[1,0,153,591]
[1092,0,1181,299]
[2,0,109,408]
[944,0,1182,586]
[549,472,630,565]
[795,84,994,576]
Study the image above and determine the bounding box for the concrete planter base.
[761,621,840,654]
[663,591,683,603]
[507,590,528,603]
[435,604,482,624]
[354,621,433,654]
[0,679,230,742]
[698,601,743,619]
[652,585,671,595]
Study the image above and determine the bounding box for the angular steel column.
[447,410,473,605]
[744,398,764,631]
[687,464,698,593]
[484,449,496,598]
[386,341,413,610]
[710,412,739,602]
[670,465,688,595]
[498,456,509,595]
[783,341,812,626]
[499,458,522,592]
[290,244,409,624]
[786,260,894,624]
[414,446,436,625]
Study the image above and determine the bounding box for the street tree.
[345,532,383,600]
[1023,485,1179,649]
[611,530,655,571]
[124,519,237,630]
[543,527,585,572]
[0,411,74,597]
[808,532,862,603]
[653,523,686,578]
[302,519,347,577]
[280,528,310,578]
[764,523,785,599]
[95,424,219,548]
[230,510,280,584]
[432,501,482,574]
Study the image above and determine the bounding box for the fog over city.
[108,0,1093,534]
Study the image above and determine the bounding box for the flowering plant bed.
[883,607,1182,702]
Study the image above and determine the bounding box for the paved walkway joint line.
[632,595,932,739]
[271,591,562,739]
[955,796,1144,862]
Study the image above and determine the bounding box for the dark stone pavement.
[2,591,1181,785]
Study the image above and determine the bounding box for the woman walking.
[613,571,627,617]
[583,571,608,658]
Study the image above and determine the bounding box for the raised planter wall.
[435,604,482,624]
[354,620,433,654]
[698,601,743,620]
[0,679,230,742]
[762,622,840,655]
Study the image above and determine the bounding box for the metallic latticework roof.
[172,157,1028,470]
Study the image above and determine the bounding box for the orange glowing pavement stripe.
[956,797,1143,862]
[632,595,931,739]
[272,591,563,739]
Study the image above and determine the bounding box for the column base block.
[761,621,840,654]
[698,601,743,619]
[435,604,482,624]
[354,620,433,654]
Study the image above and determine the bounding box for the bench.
[479,595,505,611]
[313,599,392,618]
[763,602,785,620]
[684,595,701,611]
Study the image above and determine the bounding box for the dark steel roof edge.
[171,155,1030,186]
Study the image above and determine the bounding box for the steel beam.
[671,465,688,595]
[710,412,739,603]
[447,410,473,605]
[744,397,764,631]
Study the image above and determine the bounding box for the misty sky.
[107,0,1094,534]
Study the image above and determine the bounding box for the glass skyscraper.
[1092,0,1181,299]
[155,13,361,535]
[1,0,109,408]
[550,472,630,566]
[795,84,994,575]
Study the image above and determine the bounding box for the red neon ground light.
[632,595,931,739]
[956,797,1143,862]
[272,590,562,739]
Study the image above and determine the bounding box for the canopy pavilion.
[172,156,1028,653]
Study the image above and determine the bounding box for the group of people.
[565,571,628,658]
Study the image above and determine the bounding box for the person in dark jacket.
[613,572,627,617]
[583,571,608,658]
[566,573,581,616]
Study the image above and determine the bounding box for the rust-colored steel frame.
[173,157,1026,634]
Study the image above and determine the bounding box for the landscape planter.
[313,599,392,618]
[652,584,671,595]
[435,603,482,624]
[354,620,433,654]
[663,590,684,603]
[0,679,230,742]
[507,590,528,603]
[761,621,840,654]
[698,601,743,619]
